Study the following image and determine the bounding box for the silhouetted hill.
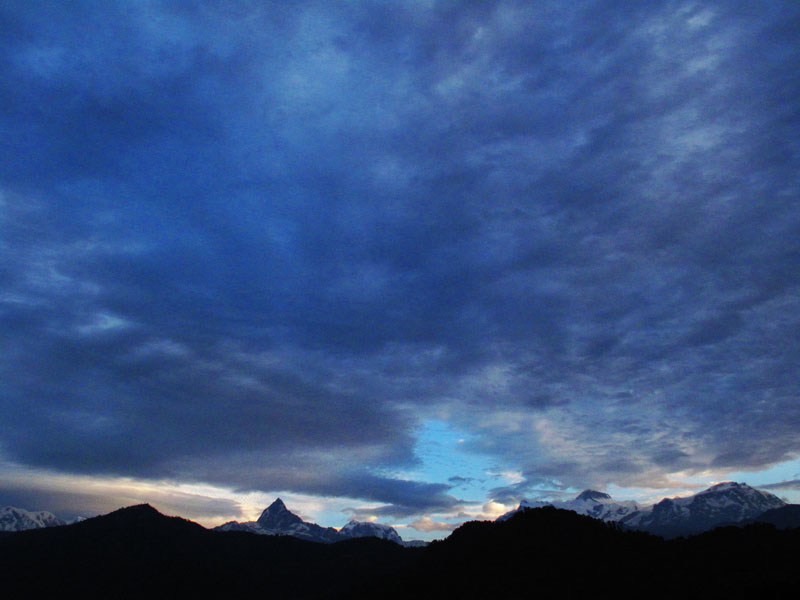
[345,507,661,599]
[348,507,800,599]
[2,504,799,599]
[0,504,419,599]
[751,504,800,529]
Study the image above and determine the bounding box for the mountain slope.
[748,504,800,530]
[498,488,641,522]
[0,503,419,599]
[502,482,786,538]
[3,503,800,598]
[621,482,785,537]
[216,498,407,544]
[352,506,800,599]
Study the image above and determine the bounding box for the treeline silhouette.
[348,506,800,598]
[0,505,417,599]
[1,504,798,599]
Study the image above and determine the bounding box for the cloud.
[409,516,458,533]
[759,480,800,491]
[480,501,509,519]
[0,0,798,524]
[0,461,245,524]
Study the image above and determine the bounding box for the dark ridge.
[752,504,800,529]
[2,504,799,598]
[349,507,800,599]
[0,503,419,599]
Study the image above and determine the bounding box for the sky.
[1,1,799,540]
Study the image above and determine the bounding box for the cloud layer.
[1,1,799,518]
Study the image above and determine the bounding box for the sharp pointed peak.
[267,498,288,510]
[258,497,303,526]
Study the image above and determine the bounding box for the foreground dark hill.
[500,482,787,538]
[751,504,800,529]
[0,504,417,599]
[351,507,800,599]
[2,504,799,599]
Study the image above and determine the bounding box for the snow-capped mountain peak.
[338,519,403,543]
[256,497,305,530]
[0,506,66,531]
[215,499,346,544]
[703,482,741,493]
[500,481,785,537]
[215,499,412,544]
[500,489,640,522]
[619,481,785,537]
[269,497,286,509]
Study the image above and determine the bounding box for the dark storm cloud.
[1,0,799,514]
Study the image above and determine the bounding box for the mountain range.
[214,497,416,545]
[3,481,794,542]
[3,501,800,598]
[500,481,788,537]
[0,505,66,531]
[215,498,343,542]
[499,488,641,522]
[0,503,419,598]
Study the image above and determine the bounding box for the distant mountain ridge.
[502,482,787,537]
[0,503,419,598]
[498,488,641,522]
[749,504,800,529]
[0,506,66,531]
[339,519,403,544]
[215,498,413,545]
[620,481,786,537]
[5,481,789,543]
[3,499,800,597]
[215,498,341,542]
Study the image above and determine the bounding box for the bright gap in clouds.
[408,419,495,497]
[389,419,524,530]
[0,458,378,529]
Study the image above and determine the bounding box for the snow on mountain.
[0,506,66,531]
[215,520,262,534]
[498,482,784,538]
[215,498,393,544]
[338,520,403,544]
[619,481,785,537]
[498,489,641,522]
